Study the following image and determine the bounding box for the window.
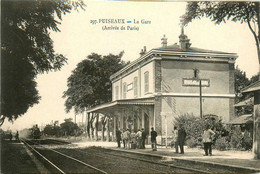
[115,86,119,100]
[144,71,149,93]
[134,77,138,98]
[123,82,127,99]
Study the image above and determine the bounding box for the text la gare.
[133,19,151,24]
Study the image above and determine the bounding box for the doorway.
[144,113,149,136]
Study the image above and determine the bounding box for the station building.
[87,29,237,144]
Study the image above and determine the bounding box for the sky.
[2,1,259,131]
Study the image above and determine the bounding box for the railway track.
[82,147,211,174]
[60,147,170,174]
[42,139,210,173]
[21,139,107,174]
[26,139,172,173]
[21,138,220,173]
[43,139,210,173]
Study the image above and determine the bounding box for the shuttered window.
[115,86,119,100]
[123,82,127,99]
[144,71,149,93]
[134,77,138,98]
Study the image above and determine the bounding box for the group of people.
[8,131,19,141]
[116,123,216,156]
[171,124,187,154]
[116,128,147,149]
[171,124,215,156]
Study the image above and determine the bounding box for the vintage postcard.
[1,1,259,173]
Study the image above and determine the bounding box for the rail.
[21,139,107,174]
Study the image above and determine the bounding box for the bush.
[242,130,252,150]
[174,113,204,148]
[174,113,229,148]
[186,137,197,148]
[215,136,229,151]
[230,126,243,149]
[174,114,253,151]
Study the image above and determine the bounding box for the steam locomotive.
[31,124,41,139]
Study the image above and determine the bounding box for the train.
[30,125,41,139]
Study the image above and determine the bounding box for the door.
[144,113,149,138]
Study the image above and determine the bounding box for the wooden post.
[113,116,116,141]
[82,113,84,126]
[95,113,99,141]
[106,118,110,142]
[253,90,260,159]
[199,80,203,118]
[85,110,88,134]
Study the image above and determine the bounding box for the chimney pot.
[140,46,147,56]
[161,35,167,48]
[179,27,191,50]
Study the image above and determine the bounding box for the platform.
[74,141,260,173]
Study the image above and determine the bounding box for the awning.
[227,114,253,125]
[241,81,260,93]
[234,97,254,107]
[86,97,154,114]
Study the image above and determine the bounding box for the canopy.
[227,114,253,125]
[241,81,260,93]
[86,97,154,114]
[234,97,254,107]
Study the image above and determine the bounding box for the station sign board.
[182,78,210,87]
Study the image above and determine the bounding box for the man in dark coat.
[116,129,122,148]
[151,127,157,151]
[141,128,146,149]
[177,124,186,154]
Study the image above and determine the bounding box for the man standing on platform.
[173,126,179,153]
[177,124,186,154]
[116,129,122,148]
[123,129,131,149]
[136,129,142,148]
[141,128,146,149]
[151,127,157,151]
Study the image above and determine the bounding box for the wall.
[160,96,231,136]
[160,58,235,129]
[161,59,231,94]
[112,61,154,101]
[140,62,154,97]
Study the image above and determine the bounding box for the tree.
[235,66,250,102]
[250,74,260,84]
[234,66,255,116]
[1,0,85,126]
[63,52,128,140]
[63,52,127,114]
[181,2,260,79]
[60,118,80,136]
[101,115,108,141]
[43,124,61,137]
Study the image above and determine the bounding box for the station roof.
[86,97,154,114]
[241,80,260,93]
[154,44,235,55]
[234,97,254,107]
[227,114,253,125]
[110,39,237,81]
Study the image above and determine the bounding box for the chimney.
[161,35,167,48]
[179,26,191,50]
[139,46,147,56]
